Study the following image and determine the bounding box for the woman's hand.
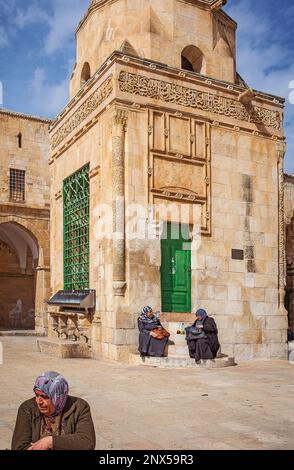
[27,436,53,451]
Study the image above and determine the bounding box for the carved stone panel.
[168,116,190,156]
[152,112,165,152]
[148,111,211,235]
[153,156,206,199]
[194,121,206,159]
[153,196,207,232]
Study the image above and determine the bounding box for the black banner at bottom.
[0,450,293,466]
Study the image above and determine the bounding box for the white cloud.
[226,0,294,174]
[0,26,9,48]
[0,1,24,48]
[6,0,89,55]
[11,0,89,56]
[29,67,69,117]
[14,1,51,29]
[44,0,89,55]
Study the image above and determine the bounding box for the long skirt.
[139,331,168,357]
[187,338,214,362]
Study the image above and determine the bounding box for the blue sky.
[0,0,293,173]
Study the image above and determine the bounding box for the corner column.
[277,142,287,313]
[112,109,128,296]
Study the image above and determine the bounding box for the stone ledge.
[0,330,45,337]
[130,353,236,369]
[37,338,91,359]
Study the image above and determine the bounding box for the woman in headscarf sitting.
[11,371,96,450]
[138,306,169,358]
[186,308,220,363]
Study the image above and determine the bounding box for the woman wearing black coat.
[138,306,168,357]
[186,309,220,363]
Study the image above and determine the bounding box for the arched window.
[80,62,91,87]
[181,46,204,73]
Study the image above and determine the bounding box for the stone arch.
[0,215,50,333]
[80,62,91,87]
[181,45,204,73]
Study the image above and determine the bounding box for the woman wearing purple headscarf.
[186,309,220,364]
[11,371,96,450]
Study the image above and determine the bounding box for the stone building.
[48,0,288,361]
[285,174,294,337]
[0,109,51,333]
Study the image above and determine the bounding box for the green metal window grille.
[63,164,90,291]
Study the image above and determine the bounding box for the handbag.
[150,327,170,340]
[185,326,207,341]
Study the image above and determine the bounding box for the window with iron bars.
[63,164,90,291]
[10,169,25,202]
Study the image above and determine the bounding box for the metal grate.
[10,168,25,202]
[63,164,90,291]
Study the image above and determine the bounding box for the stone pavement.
[0,336,294,450]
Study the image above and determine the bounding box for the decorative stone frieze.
[119,71,282,130]
[51,76,113,150]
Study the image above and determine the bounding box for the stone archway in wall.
[0,217,50,333]
[286,213,294,338]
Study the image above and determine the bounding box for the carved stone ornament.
[112,109,128,128]
[54,190,62,201]
[51,75,113,150]
[276,142,287,311]
[89,165,100,179]
[113,281,127,296]
[118,71,282,130]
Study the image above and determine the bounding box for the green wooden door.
[161,223,191,312]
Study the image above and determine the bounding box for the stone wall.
[0,111,50,207]
[0,110,51,333]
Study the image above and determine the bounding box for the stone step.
[130,353,236,368]
[37,338,91,359]
[167,344,191,356]
[0,330,45,337]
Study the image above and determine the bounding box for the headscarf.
[34,371,69,419]
[195,308,208,326]
[139,306,157,323]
